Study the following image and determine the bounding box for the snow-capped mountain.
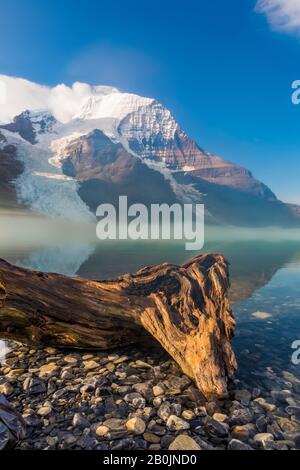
[0,76,298,226]
[1,109,56,144]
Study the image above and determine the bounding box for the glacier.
[0,75,277,228]
[0,78,184,221]
[1,128,95,222]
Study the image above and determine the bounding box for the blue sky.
[0,0,300,202]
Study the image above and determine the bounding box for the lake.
[1,211,300,394]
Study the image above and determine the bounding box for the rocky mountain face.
[174,171,296,227]
[118,100,276,200]
[0,81,298,227]
[61,129,177,210]
[0,131,24,209]
[0,110,56,145]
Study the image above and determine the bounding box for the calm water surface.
[1,213,300,393]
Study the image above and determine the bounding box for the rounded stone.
[166,415,190,431]
[212,412,228,423]
[83,360,99,370]
[143,432,161,443]
[254,433,274,448]
[254,398,276,412]
[228,439,254,451]
[72,412,90,428]
[152,385,165,397]
[23,377,46,394]
[0,382,14,396]
[205,417,229,437]
[182,410,196,421]
[153,397,162,407]
[103,418,124,431]
[37,405,52,417]
[45,347,56,354]
[157,402,171,421]
[231,425,250,441]
[169,435,201,451]
[124,393,146,409]
[63,355,79,365]
[38,363,59,378]
[96,425,109,437]
[125,417,146,435]
[61,370,74,380]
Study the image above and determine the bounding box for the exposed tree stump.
[0,254,237,398]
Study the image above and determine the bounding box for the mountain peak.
[75,91,154,122]
[0,75,288,226]
[0,109,56,144]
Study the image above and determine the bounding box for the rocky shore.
[1,340,300,451]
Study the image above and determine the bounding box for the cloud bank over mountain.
[0,75,118,124]
[1,75,299,228]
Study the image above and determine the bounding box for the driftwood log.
[0,254,237,398]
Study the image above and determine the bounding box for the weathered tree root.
[0,253,237,398]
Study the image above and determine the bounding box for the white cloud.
[256,0,300,34]
[0,75,118,123]
[48,82,94,123]
[0,75,49,123]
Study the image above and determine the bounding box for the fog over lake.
[1,208,300,393]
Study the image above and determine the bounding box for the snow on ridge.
[0,74,155,125]
[0,75,121,124]
[1,128,94,222]
[1,75,196,220]
[75,92,154,122]
[0,75,178,149]
[118,100,179,147]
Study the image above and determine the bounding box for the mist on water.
[1,208,300,248]
[1,207,300,276]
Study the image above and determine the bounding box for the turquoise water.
[233,260,300,391]
[77,239,300,391]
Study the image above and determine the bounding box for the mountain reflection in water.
[1,211,300,391]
